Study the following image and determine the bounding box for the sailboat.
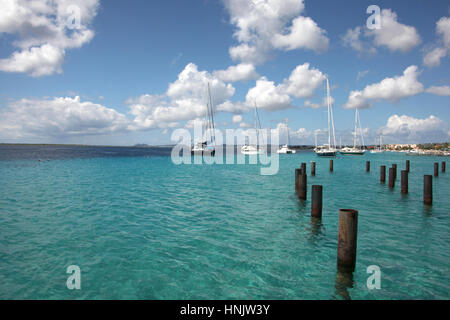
[277,119,296,154]
[191,83,216,156]
[241,102,264,155]
[340,107,366,155]
[370,135,384,154]
[314,77,337,157]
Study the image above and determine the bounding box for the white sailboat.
[370,135,384,154]
[241,102,264,155]
[340,107,366,155]
[191,83,216,156]
[277,119,296,154]
[314,77,337,157]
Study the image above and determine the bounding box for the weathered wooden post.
[301,163,307,176]
[424,175,432,205]
[311,185,323,219]
[298,174,307,200]
[392,164,397,180]
[295,168,301,192]
[311,162,316,176]
[401,170,408,194]
[337,209,358,272]
[442,161,446,173]
[406,160,410,173]
[366,161,370,172]
[389,167,395,188]
[330,159,334,172]
[434,163,439,177]
[380,166,386,183]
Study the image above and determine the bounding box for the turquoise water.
[0,147,449,299]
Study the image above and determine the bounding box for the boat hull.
[340,151,366,155]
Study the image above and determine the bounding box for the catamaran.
[370,135,384,154]
[241,102,264,155]
[340,107,366,155]
[314,77,337,157]
[277,120,296,154]
[191,83,216,156]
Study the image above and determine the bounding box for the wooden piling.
[424,175,432,205]
[392,164,397,180]
[406,160,410,173]
[330,159,334,172]
[311,162,316,176]
[298,174,307,200]
[388,167,395,188]
[301,163,307,176]
[366,161,370,172]
[337,209,358,272]
[380,165,386,183]
[311,185,323,219]
[434,163,439,177]
[442,161,446,173]
[401,170,408,194]
[295,168,301,192]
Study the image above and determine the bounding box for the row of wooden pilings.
[376,160,446,205]
[294,159,447,273]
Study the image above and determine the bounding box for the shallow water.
[0,145,449,299]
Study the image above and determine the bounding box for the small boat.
[314,76,337,157]
[340,107,366,155]
[241,102,264,155]
[370,135,384,154]
[277,120,296,154]
[191,83,216,156]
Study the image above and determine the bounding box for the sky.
[0,0,449,146]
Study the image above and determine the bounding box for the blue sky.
[0,0,449,145]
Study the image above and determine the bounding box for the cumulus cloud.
[0,96,129,138]
[426,85,450,96]
[213,63,259,82]
[304,96,334,109]
[342,9,420,54]
[280,63,326,98]
[246,77,292,111]
[343,65,424,109]
[224,0,329,64]
[0,0,99,77]
[341,27,376,55]
[381,114,448,143]
[423,17,450,67]
[127,63,236,130]
[271,16,329,52]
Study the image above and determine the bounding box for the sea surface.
[0,145,449,300]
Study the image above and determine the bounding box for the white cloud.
[368,9,421,52]
[0,96,129,138]
[0,0,99,77]
[343,65,424,109]
[341,26,376,54]
[304,96,334,109]
[213,63,259,82]
[423,47,447,67]
[271,16,329,52]
[381,114,447,142]
[224,0,329,64]
[426,85,450,96]
[357,70,369,81]
[246,77,292,111]
[127,63,236,130]
[232,115,243,123]
[280,63,326,98]
[423,17,450,67]
[342,9,420,54]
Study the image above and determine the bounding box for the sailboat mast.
[326,77,331,148]
[354,108,358,148]
[286,119,290,146]
[207,83,216,146]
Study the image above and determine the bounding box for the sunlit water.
[0,145,449,299]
